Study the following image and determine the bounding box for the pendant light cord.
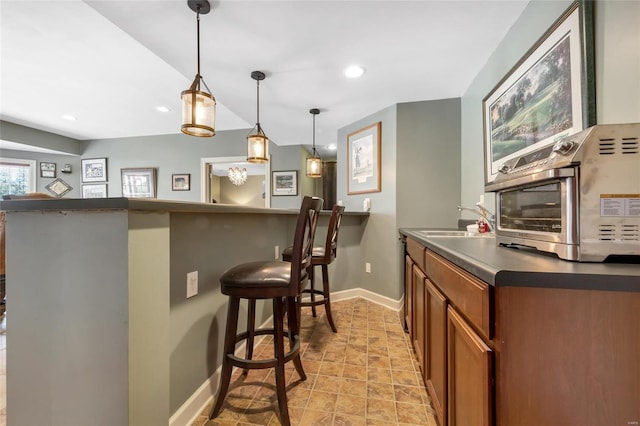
[196,6,201,77]
[312,113,317,156]
[256,79,260,126]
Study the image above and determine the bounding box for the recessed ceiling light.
[344,65,365,78]
[327,144,337,150]
[62,114,76,121]
[156,106,170,113]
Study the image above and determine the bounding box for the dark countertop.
[0,197,369,218]
[400,228,640,292]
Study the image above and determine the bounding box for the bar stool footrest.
[228,327,302,370]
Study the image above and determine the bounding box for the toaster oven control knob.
[553,139,574,155]
[498,164,510,174]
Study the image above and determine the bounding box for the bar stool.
[209,196,323,426]
[282,204,345,332]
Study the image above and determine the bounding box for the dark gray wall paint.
[0,120,83,155]
[396,98,461,229]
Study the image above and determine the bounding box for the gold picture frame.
[347,122,381,194]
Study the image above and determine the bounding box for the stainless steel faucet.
[457,203,495,232]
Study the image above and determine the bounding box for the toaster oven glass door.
[498,181,565,233]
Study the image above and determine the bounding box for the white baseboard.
[169,290,402,425]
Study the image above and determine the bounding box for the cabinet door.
[405,255,413,337]
[412,264,426,375]
[425,278,447,425]
[447,306,493,426]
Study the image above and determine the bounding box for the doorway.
[200,156,271,207]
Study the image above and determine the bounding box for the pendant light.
[181,0,216,137]
[306,108,322,178]
[247,71,269,163]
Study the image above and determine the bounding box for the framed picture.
[483,0,595,185]
[121,168,157,198]
[347,122,381,194]
[40,162,56,178]
[82,183,108,199]
[172,174,190,191]
[272,170,298,196]
[81,158,108,183]
[45,178,72,197]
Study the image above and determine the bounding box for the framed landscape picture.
[172,174,190,191]
[347,122,381,194]
[482,0,595,185]
[82,183,108,199]
[272,170,297,196]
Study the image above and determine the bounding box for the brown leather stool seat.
[209,196,323,426]
[282,204,345,332]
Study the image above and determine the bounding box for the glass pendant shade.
[181,0,215,137]
[181,78,216,137]
[306,108,322,178]
[247,71,269,163]
[306,155,322,178]
[247,125,269,163]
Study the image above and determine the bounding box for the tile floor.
[193,298,438,426]
[0,299,437,426]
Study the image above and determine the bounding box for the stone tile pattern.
[194,298,438,426]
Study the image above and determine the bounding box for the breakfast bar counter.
[1,198,368,426]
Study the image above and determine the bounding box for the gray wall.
[336,99,461,301]
[397,98,461,229]
[460,0,640,211]
[270,145,322,209]
[1,120,82,155]
[0,148,82,198]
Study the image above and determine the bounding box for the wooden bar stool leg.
[243,299,256,375]
[322,264,337,332]
[273,297,291,426]
[209,297,240,419]
[309,265,317,317]
[287,296,306,381]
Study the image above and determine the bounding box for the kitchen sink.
[414,230,495,238]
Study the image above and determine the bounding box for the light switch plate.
[187,271,198,298]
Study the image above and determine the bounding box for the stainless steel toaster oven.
[486,123,640,262]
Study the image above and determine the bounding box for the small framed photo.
[82,183,108,199]
[81,158,108,183]
[121,167,157,198]
[45,178,72,197]
[272,170,298,196]
[40,162,56,178]
[172,174,190,191]
[347,122,382,194]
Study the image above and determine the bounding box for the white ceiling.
[0,0,529,158]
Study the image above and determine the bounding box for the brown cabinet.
[404,237,493,426]
[404,255,413,338]
[425,278,447,423]
[404,234,640,426]
[447,306,493,426]
[412,264,426,374]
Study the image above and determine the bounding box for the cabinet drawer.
[407,237,426,271]
[426,250,492,340]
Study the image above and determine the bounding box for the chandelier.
[228,167,247,186]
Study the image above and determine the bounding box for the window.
[0,158,36,197]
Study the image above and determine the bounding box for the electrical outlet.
[275,245,280,260]
[365,262,371,273]
[187,271,198,298]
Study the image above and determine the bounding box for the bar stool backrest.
[289,196,324,296]
[322,205,346,263]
